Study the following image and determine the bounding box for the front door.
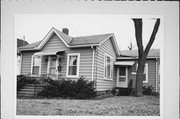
[48,56,57,79]
[117,66,128,88]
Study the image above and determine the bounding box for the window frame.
[118,66,127,82]
[66,53,80,78]
[132,63,148,83]
[104,54,113,80]
[47,56,58,75]
[31,55,42,76]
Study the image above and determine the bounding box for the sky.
[15,14,162,50]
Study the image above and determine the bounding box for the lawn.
[17,95,159,116]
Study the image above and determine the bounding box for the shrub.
[142,85,153,95]
[111,88,118,96]
[37,76,96,99]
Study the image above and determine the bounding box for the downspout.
[95,48,98,89]
[91,45,95,81]
[155,58,158,92]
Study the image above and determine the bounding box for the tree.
[132,18,160,96]
[128,41,136,50]
[128,42,133,50]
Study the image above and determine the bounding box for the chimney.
[62,28,69,35]
[23,35,25,46]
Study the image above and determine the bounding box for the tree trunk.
[132,18,160,97]
[135,57,145,96]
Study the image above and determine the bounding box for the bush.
[111,88,118,96]
[37,76,96,99]
[142,85,153,95]
[17,75,38,91]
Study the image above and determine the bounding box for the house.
[115,49,160,92]
[18,27,160,93]
[17,38,29,75]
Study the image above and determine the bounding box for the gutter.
[19,44,100,51]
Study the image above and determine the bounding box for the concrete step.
[17,83,46,98]
[25,84,46,87]
[18,89,42,93]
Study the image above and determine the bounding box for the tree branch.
[132,18,143,57]
[144,19,160,57]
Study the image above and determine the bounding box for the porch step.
[17,83,45,98]
[114,87,131,96]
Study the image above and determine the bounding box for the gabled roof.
[117,49,160,59]
[18,27,120,56]
[18,40,42,51]
[70,33,113,46]
[17,39,29,48]
[54,28,72,45]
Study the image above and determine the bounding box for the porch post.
[116,66,119,87]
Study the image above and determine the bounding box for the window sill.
[103,78,113,81]
[66,75,79,78]
[30,74,41,77]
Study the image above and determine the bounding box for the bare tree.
[132,18,160,96]
[128,42,133,50]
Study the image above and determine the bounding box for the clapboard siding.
[52,48,93,81]
[20,33,93,81]
[41,33,68,52]
[21,51,36,74]
[94,38,117,91]
[128,60,158,92]
[40,33,93,81]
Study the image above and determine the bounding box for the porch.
[31,51,65,80]
[114,61,135,88]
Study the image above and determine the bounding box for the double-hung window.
[104,55,113,79]
[66,53,80,77]
[32,56,41,75]
[132,63,148,83]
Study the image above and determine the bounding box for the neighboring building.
[115,49,160,92]
[17,38,29,75]
[18,27,160,92]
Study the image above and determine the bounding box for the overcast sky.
[15,14,162,50]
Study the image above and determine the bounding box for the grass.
[17,95,159,116]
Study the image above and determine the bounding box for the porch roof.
[33,50,65,56]
[114,61,135,66]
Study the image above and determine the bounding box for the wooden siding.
[41,33,68,52]
[20,34,93,81]
[94,38,117,91]
[59,48,93,81]
[40,33,93,81]
[21,51,36,74]
[128,60,158,92]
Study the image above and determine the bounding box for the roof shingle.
[18,27,113,50]
[119,49,160,58]
[70,33,113,46]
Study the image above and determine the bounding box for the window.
[104,55,113,79]
[119,66,126,82]
[32,56,41,75]
[66,53,80,77]
[132,63,148,83]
